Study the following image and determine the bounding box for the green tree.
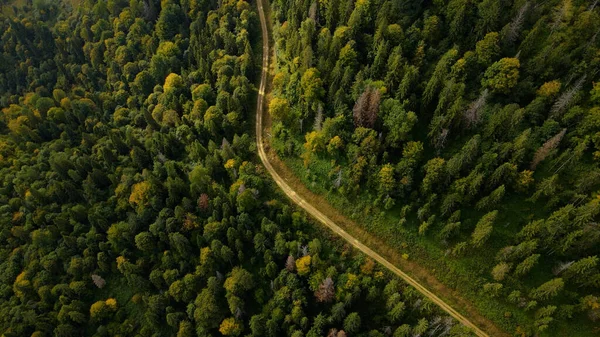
[194,277,225,329]
[381,99,417,148]
[343,312,361,334]
[475,32,500,65]
[471,210,498,248]
[481,58,520,94]
[300,68,325,114]
[156,4,183,41]
[530,278,564,301]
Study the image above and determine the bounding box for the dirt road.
[254,0,491,335]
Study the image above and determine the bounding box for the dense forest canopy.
[0,0,475,337]
[268,0,600,335]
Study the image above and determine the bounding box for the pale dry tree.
[198,193,209,211]
[285,255,296,272]
[550,0,571,34]
[553,261,574,275]
[91,274,106,289]
[434,128,450,150]
[551,75,585,117]
[301,245,309,256]
[333,169,342,189]
[314,103,323,131]
[234,307,244,319]
[506,2,530,44]
[315,277,335,302]
[463,89,488,127]
[531,128,567,169]
[353,87,381,128]
[221,137,230,150]
[309,1,318,21]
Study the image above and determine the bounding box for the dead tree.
[464,89,489,127]
[315,277,335,302]
[353,87,381,128]
[506,2,530,44]
[531,128,567,169]
[551,76,585,117]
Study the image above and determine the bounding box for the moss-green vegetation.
[269,0,600,335]
[0,1,474,336]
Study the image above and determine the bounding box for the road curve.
[254,1,489,336]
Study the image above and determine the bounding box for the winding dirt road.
[254,1,490,336]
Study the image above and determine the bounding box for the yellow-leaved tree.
[219,317,242,336]
[129,181,151,210]
[296,255,311,276]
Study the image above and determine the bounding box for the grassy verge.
[276,154,597,337]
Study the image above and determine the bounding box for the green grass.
[282,154,598,337]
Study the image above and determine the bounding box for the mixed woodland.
[0,0,476,337]
[268,0,600,335]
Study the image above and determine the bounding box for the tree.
[343,312,361,334]
[475,32,500,65]
[381,99,417,148]
[164,73,184,92]
[591,82,600,104]
[170,232,191,256]
[286,255,296,272]
[476,185,505,211]
[476,0,501,36]
[194,278,225,329]
[301,130,326,167]
[296,255,312,276]
[177,320,194,337]
[412,318,429,336]
[422,158,445,193]
[491,262,511,281]
[301,68,325,113]
[531,129,566,169]
[481,58,520,94]
[219,317,243,336]
[353,87,381,128]
[129,181,151,210]
[90,299,117,321]
[504,2,529,44]
[315,277,335,302]
[564,256,599,285]
[269,97,290,122]
[446,0,472,39]
[482,283,503,297]
[423,48,458,105]
[378,164,396,198]
[156,4,183,40]
[192,84,216,104]
[471,210,498,248]
[91,274,106,289]
[530,278,564,300]
[537,81,561,97]
[135,231,154,251]
[224,267,254,295]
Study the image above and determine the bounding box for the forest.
[267,0,600,335]
[0,0,477,336]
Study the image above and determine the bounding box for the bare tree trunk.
[551,76,585,117]
[313,104,323,131]
[464,89,488,127]
[506,2,530,44]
